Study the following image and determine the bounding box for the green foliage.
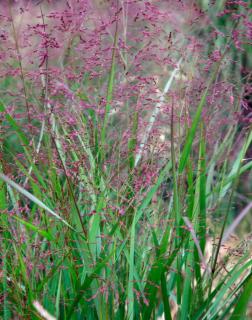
[0,3,252,319]
[1,86,252,319]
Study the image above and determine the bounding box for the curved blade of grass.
[178,58,224,173]
[206,160,252,200]
[213,272,252,320]
[220,128,252,199]
[180,241,193,320]
[230,273,252,320]
[13,243,33,303]
[66,242,122,318]
[142,211,180,317]
[142,247,180,318]
[198,123,207,252]
[33,301,56,320]
[2,244,11,320]
[128,213,136,320]
[55,271,62,320]
[123,160,172,317]
[204,259,252,319]
[36,251,71,293]
[182,217,210,275]
[121,241,146,298]
[12,215,53,241]
[0,100,29,145]
[192,277,230,320]
[0,101,47,190]
[222,202,252,244]
[126,160,172,318]
[197,271,250,320]
[136,160,172,223]
[211,128,252,281]
[0,173,74,230]
[171,100,182,307]
[161,272,172,320]
[23,119,45,187]
[186,157,195,219]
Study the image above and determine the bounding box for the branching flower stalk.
[0,1,252,319]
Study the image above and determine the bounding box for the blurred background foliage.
[197,0,252,233]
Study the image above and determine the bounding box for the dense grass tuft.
[0,1,251,319]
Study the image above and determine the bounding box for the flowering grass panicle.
[0,0,252,319]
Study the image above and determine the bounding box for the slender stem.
[8,0,30,121]
[210,126,252,294]
[134,57,183,167]
[51,134,88,238]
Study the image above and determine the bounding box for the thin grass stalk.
[2,244,11,320]
[222,202,252,244]
[178,49,228,173]
[134,57,183,167]
[100,17,118,161]
[230,273,252,320]
[0,172,74,229]
[210,127,252,292]
[50,135,88,238]
[23,5,49,187]
[182,216,211,275]
[160,272,172,320]
[8,0,30,121]
[170,97,182,308]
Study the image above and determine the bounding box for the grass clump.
[0,1,252,319]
